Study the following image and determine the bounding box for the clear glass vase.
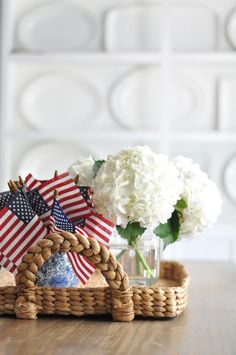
[111,228,162,286]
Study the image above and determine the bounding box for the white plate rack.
[0,0,236,262]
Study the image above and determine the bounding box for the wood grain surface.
[0,262,236,355]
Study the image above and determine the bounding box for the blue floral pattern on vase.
[36,253,78,287]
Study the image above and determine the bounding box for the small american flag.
[0,191,47,274]
[26,189,51,226]
[83,213,114,247]
[25,172,91,220]
[73,211,114,283]
[0,253,16,273]
[25,173,41,191]
[49,199,95,285]
[0,191,12,209]
[78,186,94,209]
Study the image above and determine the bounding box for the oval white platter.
[226,7,236,49]
[105,4,217,52]
[16,2,95,51]
[18,142,91,180]
[219,78,236,130]
[19,72,100,130]
[224,154,236,205]
[110,66,203,130]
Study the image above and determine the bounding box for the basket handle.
[14,231,134,321]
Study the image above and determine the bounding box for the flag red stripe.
[6,218,43,259]
[0,219,26,253]
[57,196,84,207]
[3,259,10,269]
[39,178,74,197]
[75,226,88,237]
[57,185,82,198]
[67,253,88,284]
[0,208,16,230]
[0,214,19,236]
[79,254,95,272]
[84,223,110,244]
[0,254,17,273]
[38,172,69,193]
[27,179,39,191]
[90,213,114,228]
[10,264,17,274]
[61,203,90,214]
[25,174,41,191]
[76,255,94,280]
[13,225,47,265]
[72,255,88,281]
[86,216,113,236]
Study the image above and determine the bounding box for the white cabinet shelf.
[9,51,236,64]
[6,130,236,142]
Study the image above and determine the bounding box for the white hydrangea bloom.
[173,156,222,237]
[68,156,95,186]
[93,146,183,228]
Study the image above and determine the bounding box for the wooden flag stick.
[18,176,24,187]
[53,189,58,200]
[15,181,21,189]
[11,180,17,192]
[7,181,13,193]
[8,180,18,193]
[54,170,58,178]
[74,174,79,186]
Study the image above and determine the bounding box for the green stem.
[131,242,154,278]
[135,250,141,275]
[116,249,126,261]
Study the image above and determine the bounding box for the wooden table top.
[0,261,236,355]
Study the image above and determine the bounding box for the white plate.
[219,78,236,130]
[18,142,91,180]
[20,72,100,130]
[16,3,95,51]
[224,154,236,205]
[225,7,236,49]
[105,4,217,52]
[110,66,202,129]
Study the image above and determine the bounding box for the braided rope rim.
[14,232,134,321]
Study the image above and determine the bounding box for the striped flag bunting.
[0,191,47,274]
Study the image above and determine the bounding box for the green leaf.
[153,210,180,249]
[116,222,146,246]
[175,198,187,210]
[93,159,105,177]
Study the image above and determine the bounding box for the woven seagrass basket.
[0,232,190,321]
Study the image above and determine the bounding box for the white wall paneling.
[1,0,236,261]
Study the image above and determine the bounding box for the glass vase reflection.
[111,228,162,286]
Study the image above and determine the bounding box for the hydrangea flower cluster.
[172,156,222,236]
[93,146,182,228]
[68,156,95,186]
[68,146,222,241]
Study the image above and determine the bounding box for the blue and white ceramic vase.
[36,253,78,287]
